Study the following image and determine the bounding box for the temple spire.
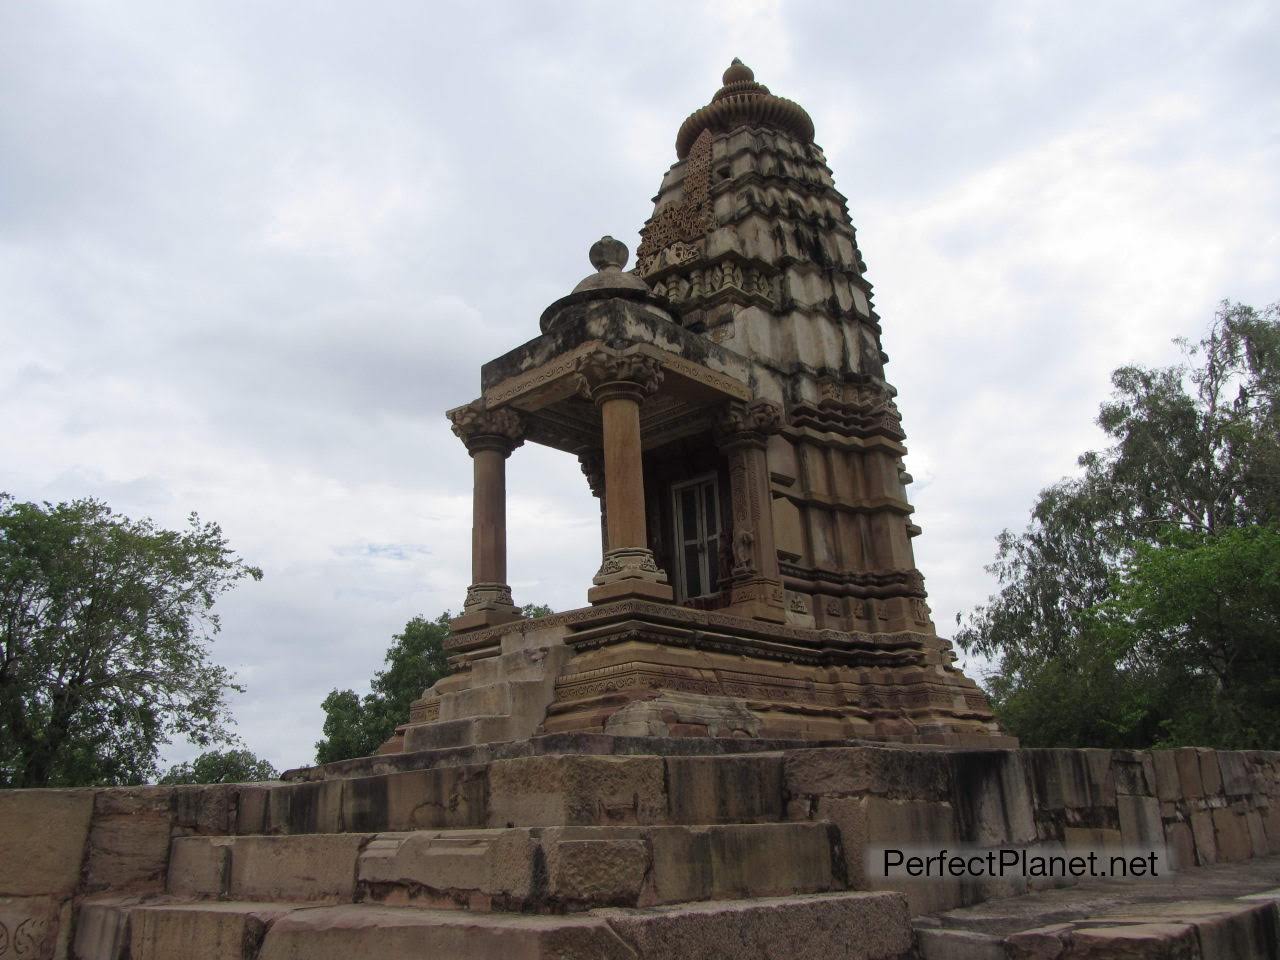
[674,59,815,158]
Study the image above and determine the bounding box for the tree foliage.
[314,603,553,764]
[314,613,452,763]
[0,495,261,787]
[957,302,1280,749]
[159,748,278,784]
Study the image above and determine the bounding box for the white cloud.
[2,0,1277,770]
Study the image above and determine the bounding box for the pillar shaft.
[600,391,646,550]
[471,444,508,584]
[446,401,524,635]
[575,349,672,605]
[718,399,786,622]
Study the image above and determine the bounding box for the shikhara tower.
[393,60,1008,751]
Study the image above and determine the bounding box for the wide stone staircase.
[71,750,915,960]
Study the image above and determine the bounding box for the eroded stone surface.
[0,790,94,897]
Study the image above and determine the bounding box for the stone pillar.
[447,401,525,632]
[575,349,674,604]
[717,399,787,622]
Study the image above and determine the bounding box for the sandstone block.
[1062,827,1122,853]
[1246,810,1268,857]
[784,747,949,801]
[227,834,371,901]
[1198,749,1224,797]
[172,784,237,835]
[255,904,634,959]
[948,751,1036,845]
[1191,900,1280,959]
[1218,751,1253,796]
[129,902,295,960]
[488,756,665,827]
[915,927,1004,960]
[358,829,537,905]
[665,754,783,823]
[1150,751,1181,802]
[73,898,134,960]
[1104,899,1280,959]
[1117,794,1163,849]
[1004,922,1075,959]
[1111,751,1155,797]
[1164,821,1196,871]
[1212,807,1253,862]
[84,788,175,894]
[599,891,913,960]
[1190,810,1217,865]
[1264,803,1280,855]
[547,838,649,905]
[1025,750,1114,812]
[265,780,344,834]
[819,795,961,915]
[0,895,66,960]
[235,785,271,835]
[0,790,93,896]
[641,821,835,905]
[1072,921,1198,956]
[1174,748,1204,798]
[168,837,233,898]
[345,766,489,832]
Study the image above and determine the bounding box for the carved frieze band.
[448,400,525,455]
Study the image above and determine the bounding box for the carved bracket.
[716,399,785,447]
[573,350,664,404]
[448,401,525,455]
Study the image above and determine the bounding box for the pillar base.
[450,582,524,634]
[588,547,673,604]
[587,578,675,604]
[725,576,787,623]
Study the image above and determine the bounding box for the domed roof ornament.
[674,59,815,159]
[539,236,670,332]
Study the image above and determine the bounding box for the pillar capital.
[573,350,664,406]
[448,401,525,456]
[715,399,784,449]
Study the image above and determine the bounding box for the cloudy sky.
[2,1,1277,773]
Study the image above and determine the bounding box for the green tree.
[315,613,451,763]
[314,603,553,764]
[0,495,261,787]
[159,748,278,784]
[957,302,1280,749]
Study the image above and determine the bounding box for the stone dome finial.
[539,234,672,332]
[674,61,815,159]
[722,58,754,85]
[589,235,629,272]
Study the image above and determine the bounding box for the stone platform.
[4,738,1280,958]
[915,855,1280,958]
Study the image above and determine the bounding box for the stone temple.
[392,57,1007,752]
[6,62,1280,960]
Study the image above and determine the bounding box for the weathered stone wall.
[785,746,1280,914]
[2,744,1278,956]
[0,783,243,959]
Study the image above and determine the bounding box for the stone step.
[76,891,914,960]
[241,752,787,834]
[402,715,516,751]
[913,887,1280,958]
[438,679,550,723]
[168,821,842,911]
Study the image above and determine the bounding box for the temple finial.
[588,235,628,272]
[723,58,754,85]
